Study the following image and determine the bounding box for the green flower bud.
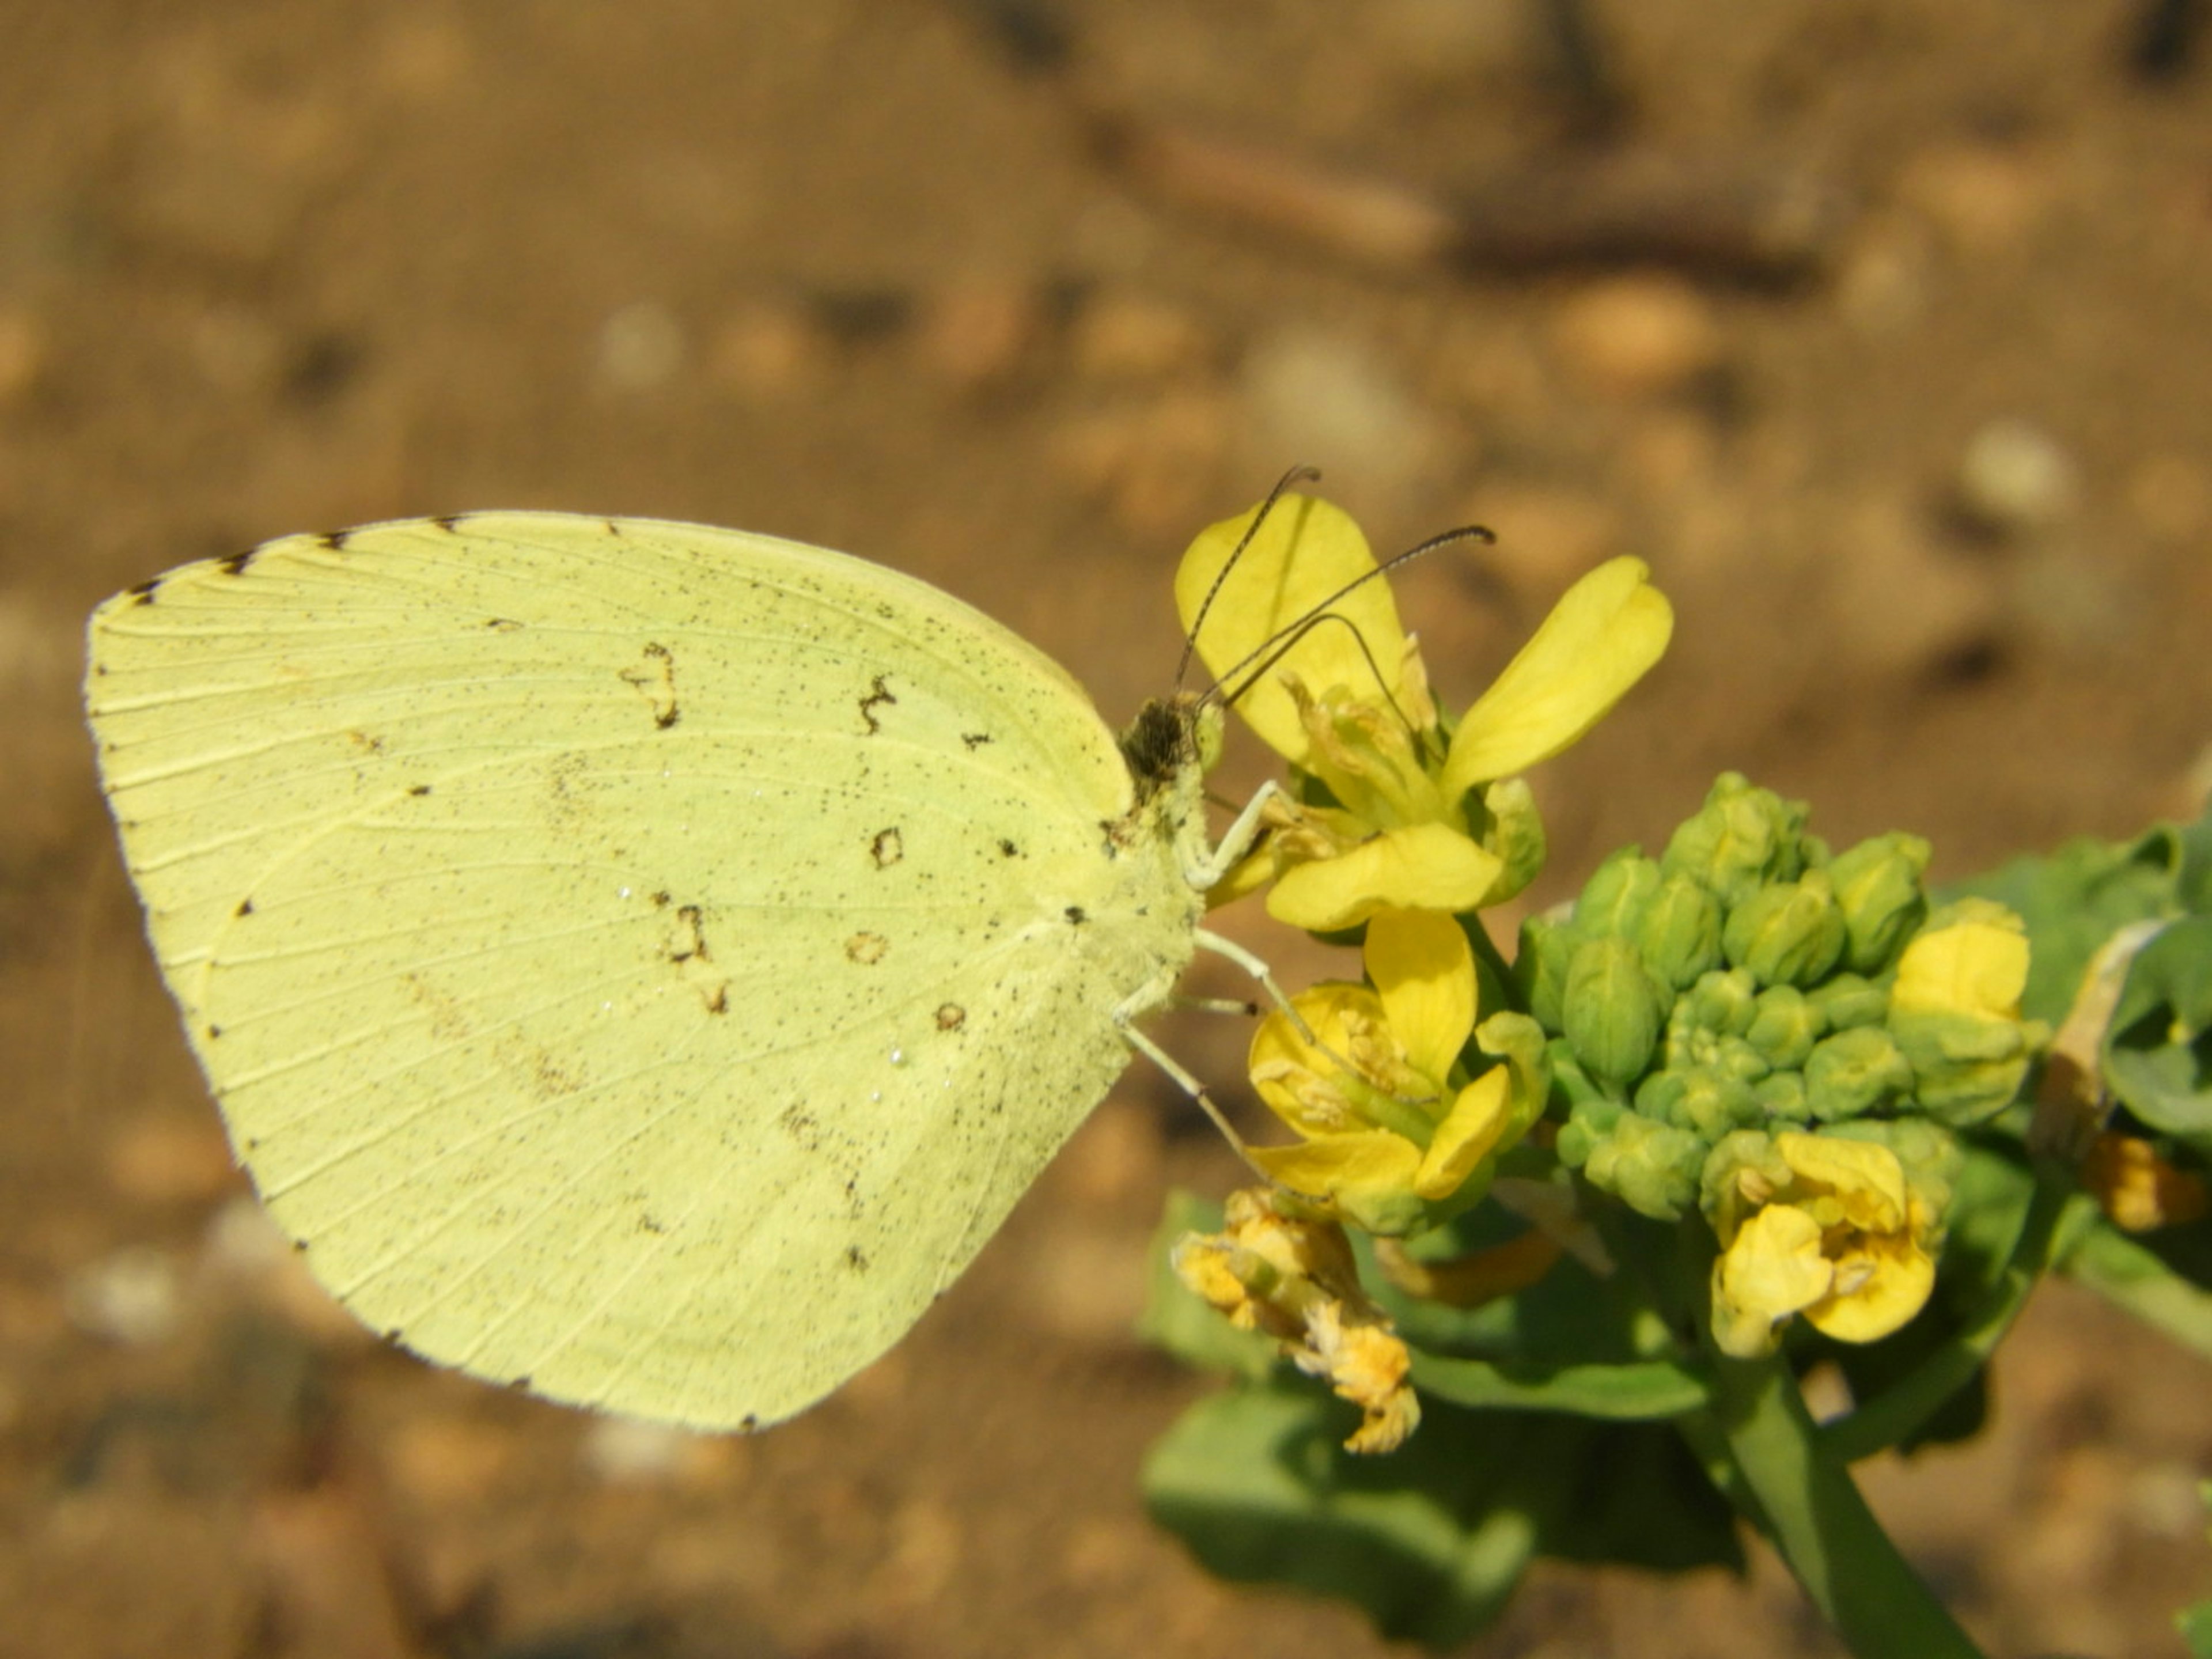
[1891,1010,2038,1126]
[1635,873,1725,993]
[1583,1108,1707,1221]
[1643,1065,1764,1139]
[1887,901,2043,1127]
[1681,967,1760,1039]
[1516,913,1583,1033]
[1723,872,1846,987]
[1661,773,1813,907]
[1556,1094,1623,1168]
[1474,777,1548,907]
[1576,849,1663,938]
[1745,985,1823,1070]
[1633,1069,1687,1121]
[1803,1026,1914,1121]
[1564,937,1666,1088]
[1826,832,1932,974]
[1755,1070,1809,1123]
[1545,1039,1615,1124]
[1807,972,1889,1032]
[1710,1034,1772,1084]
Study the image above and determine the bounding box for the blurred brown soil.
[4,4,2212,1656]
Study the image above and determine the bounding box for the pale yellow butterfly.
[86,513,1281,1431]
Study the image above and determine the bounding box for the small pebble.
[578,1415,698,1483]
[64,1247,183,1346]
[708,298,824,399]
[1953,416,2080,536]
[1240,327,1435,498]
[596,300,685,391]
[915,276,1039,389]
[1897,142,2058,253]
[1068,291,1215,384]
[1550,275,1724,399]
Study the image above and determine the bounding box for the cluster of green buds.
[1531,774,2045,1355]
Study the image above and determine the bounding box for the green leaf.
[1135,1190,1280,1380]
[2181,1599,2212,1658]
[2062,1213,2212,1361]
[1142,1380,1740,1649]
[1374,1203,1676,1368]
[1411,1353,1709,1418]
[2104,916,2212,1153]
[1948,817,2207,1027]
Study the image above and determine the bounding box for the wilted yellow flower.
[1705,1131,1938,1359]
[2083,1132,2210,1233]
[1176,493,1673,932]
[1244,908,1545,1236]
[1171,1188,1421,1452]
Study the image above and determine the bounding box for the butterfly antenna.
[1196,521,1496,728]
[1175,464,1321,689]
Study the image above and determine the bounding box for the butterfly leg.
[1115,1015,1267,1177]
[1191,927,1308,1033]
[1169,993,1261,1016]
[1181,779,1287,891]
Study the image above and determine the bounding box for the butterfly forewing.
[87,513,1203,1427]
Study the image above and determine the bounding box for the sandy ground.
[3,3,2211,1655]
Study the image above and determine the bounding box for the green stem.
[1706,1355,1985,1659]
[1820,1161,2081,1464]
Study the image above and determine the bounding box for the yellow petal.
[1247,983,1379,1134]
[1774,1132,1908,1233]
[1413,1068,1513,1200]
[1366,908,1476,1082]
[1803,1232,1936,1344]
[1267,823,1505,932]
[1717,1205,1832,1325]
[1251,1129,1426,1224]
[1175,494,1408,767]
[1440,557,1673,795]
[1891,915,2030,1020]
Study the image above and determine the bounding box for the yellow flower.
[1887,899,2045,1126]
[1176,493,1673,931]
[1244,908,1544,1236]
[1705,1131,1938,1359]
[1172,1188,1421,1452]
